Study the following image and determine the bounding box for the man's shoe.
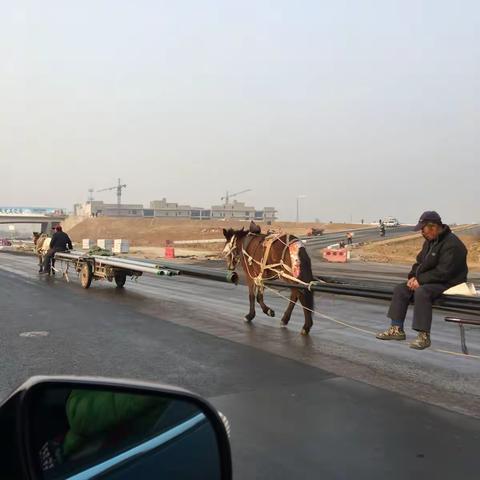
[376,325,406,341]
[410,331,431,350]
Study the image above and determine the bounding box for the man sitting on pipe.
[376,211,468,350]
[40,225,73,275]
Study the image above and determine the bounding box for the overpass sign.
[0,206,66,217]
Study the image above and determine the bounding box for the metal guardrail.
[445,316,480,354]
[172,239,225,245]
[265,278,480,315]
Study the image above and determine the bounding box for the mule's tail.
[299,246,315,312]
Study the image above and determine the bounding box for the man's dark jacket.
[50,231,73,251]
[408,226,468,288]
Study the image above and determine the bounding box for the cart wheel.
[114,272,127,288]
[80,263,93,289]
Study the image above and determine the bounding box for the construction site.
[73,180,277,222]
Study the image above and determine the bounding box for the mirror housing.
[1,376,232,479]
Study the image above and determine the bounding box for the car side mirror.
[3,376,232,479]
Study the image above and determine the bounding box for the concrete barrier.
[323,248,348,263]
[113,239,129,254]
[82,239,95,250]
[97,239,113,251]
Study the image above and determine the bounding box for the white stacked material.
[97,239,113,251]
[113,239,130,253]
[82,239,95,250]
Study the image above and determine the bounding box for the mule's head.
[222,227,247,270]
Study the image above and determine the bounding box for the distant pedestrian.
[346,232,353,245]
[376,211,468,350]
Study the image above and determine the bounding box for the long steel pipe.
[91,257,179,276]
[55,252,179,276]
[108,256,238,284]
[56,252,237,283]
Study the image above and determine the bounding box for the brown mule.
[223,223,315,335]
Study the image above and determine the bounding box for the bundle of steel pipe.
[265,280,480,314]
[54,251,85,261]
[109,257,238,284]
[54,252,237,283]
[54,252,178,276]
[93,257,179,276]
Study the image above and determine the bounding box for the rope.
[240,234,314,290]
[263,284,376,335]
[262,284,480,360]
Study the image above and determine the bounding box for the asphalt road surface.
[1,253,479,479]
[303,225,414,249]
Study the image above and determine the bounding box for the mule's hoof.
[301,328,310,336]
[244,315,255,323]
[267,309,275,318]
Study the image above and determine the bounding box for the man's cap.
[414,211,442,231]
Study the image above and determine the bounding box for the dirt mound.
[467,238,480,264]
[65,217,362,247]
[356,231,480,269]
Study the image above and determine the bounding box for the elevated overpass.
[0,207,67,233]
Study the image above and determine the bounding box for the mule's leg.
[298,290,314,335]
[281,289,298,326]
[244,285,256,323]
[256,290,275,317]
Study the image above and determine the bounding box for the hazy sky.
[1,1,479,223]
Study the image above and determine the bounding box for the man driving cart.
[40,225,73,275]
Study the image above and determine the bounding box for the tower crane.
[221,189,252,206]
[97,178,127,207]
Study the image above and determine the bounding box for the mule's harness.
[238,233,317,291]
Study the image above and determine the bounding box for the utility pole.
[296,195,306,223]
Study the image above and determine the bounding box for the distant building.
[74,198,277,221]
[210,201,277,222]
[74,201,144,217]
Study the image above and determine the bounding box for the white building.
[210,201,277,222]
[74,201,144,217]
[74,198,277,221]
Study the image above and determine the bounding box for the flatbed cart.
[53,251,180,289]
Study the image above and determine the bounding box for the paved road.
[303,225,413,249]
[1,253,479,478]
